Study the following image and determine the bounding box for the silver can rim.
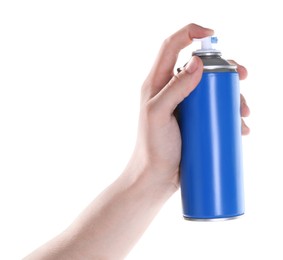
[203,65,237,70]
[184,214,244,222]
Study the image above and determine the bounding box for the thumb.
[155,56,203,115]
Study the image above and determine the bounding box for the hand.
[24,24,250,260]
[130,24,250,190]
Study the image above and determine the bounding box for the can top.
[193,36,221,56]
[193,36,237,72]
[177,36,237,73]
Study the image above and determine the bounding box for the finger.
[144,24,214,99]
[241,118,250,135]
[240,94,250,117]
[151,56,203,117]
[228,60,248,80]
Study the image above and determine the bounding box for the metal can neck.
[193,50,222,57]
[194,53,237,72]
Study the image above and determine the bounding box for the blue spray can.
[178,37,244,221]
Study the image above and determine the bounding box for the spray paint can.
[178,37,244,221]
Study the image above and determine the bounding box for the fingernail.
[185,57,199,74]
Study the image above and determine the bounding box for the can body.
[179,69,244,220]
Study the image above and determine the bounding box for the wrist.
[122,155,179,200]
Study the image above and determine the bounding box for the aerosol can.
[178,37,244,221]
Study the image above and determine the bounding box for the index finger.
[145,23,214,98]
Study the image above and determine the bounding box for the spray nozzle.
[193,36,221,55]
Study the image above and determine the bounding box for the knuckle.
[140,79,150,97]
[140,78,155,103]
[162,36,173,49]
[162,33,178,49]
[187,23,196,30]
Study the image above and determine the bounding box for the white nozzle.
[201,36,218,49]
[193,36,220,55]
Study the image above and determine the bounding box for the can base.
[184,214,243,222]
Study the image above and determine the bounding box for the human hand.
[23,24,250,260]
[130,24,250,191]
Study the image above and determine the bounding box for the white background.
[0,0,282,259]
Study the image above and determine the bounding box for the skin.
[24,23,250,260]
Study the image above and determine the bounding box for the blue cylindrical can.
[178,37,244,221]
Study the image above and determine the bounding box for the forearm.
[24,163,177,260]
